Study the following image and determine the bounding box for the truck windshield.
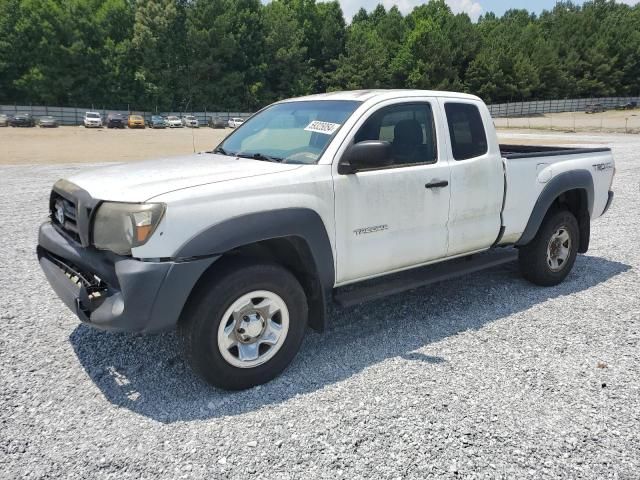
[217,100,361,164]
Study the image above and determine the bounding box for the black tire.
[179,260,308,390]
[518,209,579,286]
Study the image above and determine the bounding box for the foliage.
[0,0,638,110]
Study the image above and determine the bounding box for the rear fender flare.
[516,170,593,246]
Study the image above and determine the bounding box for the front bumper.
[38,222,218,333]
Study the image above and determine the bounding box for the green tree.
[261,0,308,102]
[0,0,22,102]
[329,21,391,90]
[186,0,264,110]
[0,0,639,109]
[131,0,183,110]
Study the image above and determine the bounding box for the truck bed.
[497,143,614,246]
[500,144,610,159]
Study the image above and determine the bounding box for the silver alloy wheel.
[217,290,289,369]
[547,226,572,272]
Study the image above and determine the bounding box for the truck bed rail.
[500,144,610,159]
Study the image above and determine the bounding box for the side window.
[354,103,437,167]
[444,103,488,161]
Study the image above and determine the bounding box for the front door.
[333,101,451,284]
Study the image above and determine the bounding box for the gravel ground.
[1,132,639,479]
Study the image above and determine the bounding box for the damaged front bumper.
[37,222,217,333]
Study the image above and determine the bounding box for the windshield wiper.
[211,146,233,156]
[235,152,284,163]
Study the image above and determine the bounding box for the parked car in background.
[182,115,199,128]
[208,117,226,129]
[83,112,103,128]
[615,102,637,111]
[38,116,58,128]
[228,117,244,128]
[0,114,9,127]
[10,113,36,127]
[166,115,183,128]
[585,104,606,114]
[106,113,126,129]
[128,114,146,129]
[149,115,167,129]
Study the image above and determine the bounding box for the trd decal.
[354,224,389,236]
[592,162,613,171]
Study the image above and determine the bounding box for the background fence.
[487,96,640,117]
[489,96,640,133]
[0,105,253,126]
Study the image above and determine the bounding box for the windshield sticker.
[304,120,341,135]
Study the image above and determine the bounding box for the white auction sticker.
[304,120,341,135]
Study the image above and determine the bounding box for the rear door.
[332,99,451,284]
[439,100,504,256]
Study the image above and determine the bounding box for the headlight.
[93,202,166,255]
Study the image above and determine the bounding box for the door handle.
[425,180,449,189]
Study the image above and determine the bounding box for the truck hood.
[67,153,301,202]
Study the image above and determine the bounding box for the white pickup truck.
[38,90,615,389]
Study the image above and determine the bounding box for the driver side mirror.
[338,140,392,174]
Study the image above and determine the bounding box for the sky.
[335,0,640,21]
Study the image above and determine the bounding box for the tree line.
[0,0,638,112]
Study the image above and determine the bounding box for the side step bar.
[333,248,519,308]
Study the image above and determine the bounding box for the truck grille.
[49,180,98,247]
[51,192,82,243]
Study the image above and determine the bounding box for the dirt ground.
[0,126,230,165]
[0,123,631,165]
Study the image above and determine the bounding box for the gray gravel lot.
[1,132,639,479]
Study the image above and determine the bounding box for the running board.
[333,248,519,308]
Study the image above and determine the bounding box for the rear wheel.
[179,261,308,390]
[519,209,579,286]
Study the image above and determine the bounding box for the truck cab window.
[444,103,488,160]
[354,103,437,167]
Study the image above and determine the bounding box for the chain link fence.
[487,96,640,117]
[488,96,640,133]
[0,105,253,126]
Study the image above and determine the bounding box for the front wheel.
[179,261,308,390]
[518,209,579,286]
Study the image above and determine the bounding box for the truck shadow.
[69,254,630,423]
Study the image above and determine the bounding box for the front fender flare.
[175,208,335,330]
